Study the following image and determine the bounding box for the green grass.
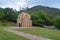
[16,27,60,40]
[0,29,28,40]
[0,21,16,27]
[0,21,28,40]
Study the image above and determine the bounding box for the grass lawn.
[0,21,28,40]
[0,29,28,40]
[16,27,60,40]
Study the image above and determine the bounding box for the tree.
[53,16,60,30]
[0,8,5,20]
[0,12,5,20]
[4,8,19,22]
[30,10,51,26]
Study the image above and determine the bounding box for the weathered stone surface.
[17,12,32,27]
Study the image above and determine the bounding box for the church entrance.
[19,23,21,27]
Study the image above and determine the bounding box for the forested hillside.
[25,5,60,18]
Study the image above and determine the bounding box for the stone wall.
[17,12,32,27]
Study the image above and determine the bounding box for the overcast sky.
[0,0,60,11]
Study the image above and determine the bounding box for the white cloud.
[0,0,27,11]
[0,0,60,11]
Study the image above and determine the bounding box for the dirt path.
[3,27,51,40]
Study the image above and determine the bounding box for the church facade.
[17,12,32,27]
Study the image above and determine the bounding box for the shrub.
[53,16,60,30]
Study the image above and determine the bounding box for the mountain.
[25,5,60,18]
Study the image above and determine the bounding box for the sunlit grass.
[0,29,28,40]
[0,21,28,40]
[16,27,60,40]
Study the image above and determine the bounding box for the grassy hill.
[24,5,60,18]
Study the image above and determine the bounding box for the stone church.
[17,12,32,27]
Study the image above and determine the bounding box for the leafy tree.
[53,16,60,30]
[0,12,5,20]
[30,10,52,26]
[4,8,19,22]
[0,8,5,20]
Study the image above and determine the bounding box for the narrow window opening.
[19,23,21,27]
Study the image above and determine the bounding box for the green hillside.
[25,5,60,18]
